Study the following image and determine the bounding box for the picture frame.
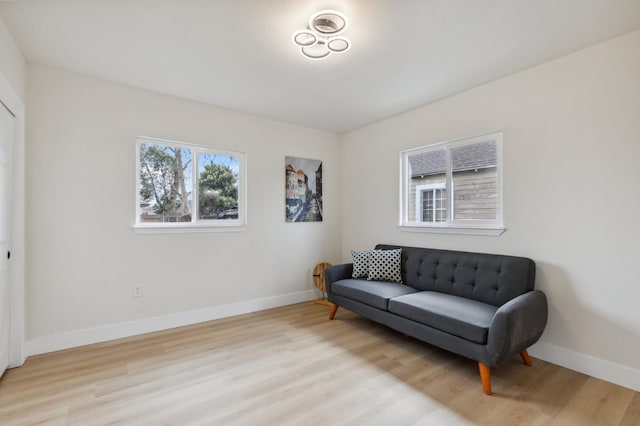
[285,156,323,222]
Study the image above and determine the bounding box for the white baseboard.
[26,290,319,357]
[529,341,640,392]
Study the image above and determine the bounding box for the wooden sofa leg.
[520,349,532,366]
[478,362,492,395]
[329,304,339,320]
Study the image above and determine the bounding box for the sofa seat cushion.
[332,279,418,311]
[388,292,497,344]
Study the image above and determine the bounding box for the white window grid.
[134,136,247,232]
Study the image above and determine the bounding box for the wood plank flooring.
[0,302,638,425]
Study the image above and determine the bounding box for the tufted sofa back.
[375,244,536,307]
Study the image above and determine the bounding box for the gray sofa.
[325,244,548,395]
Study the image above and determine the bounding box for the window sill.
[398,224,505,236]
[132,223,248,234]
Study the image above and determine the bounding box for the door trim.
[0,71,25,367]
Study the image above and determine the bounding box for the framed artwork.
[285,156,323,222]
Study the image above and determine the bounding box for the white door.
[0,100,14,377]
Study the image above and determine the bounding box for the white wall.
[341,31,640,390]
[26,65,341,350]
[0,15,25,102]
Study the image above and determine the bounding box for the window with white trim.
[400,132,503,233]
[135,137,246,230]
[416,183,446,223]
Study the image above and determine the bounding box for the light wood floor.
[0,303,638,425]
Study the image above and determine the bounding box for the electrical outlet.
[132,284,143,298]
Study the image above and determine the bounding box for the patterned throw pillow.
[351,250,371,278]
[367,249,403,283]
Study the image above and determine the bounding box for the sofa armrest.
[485,290,548,367]
[325,263,353,294]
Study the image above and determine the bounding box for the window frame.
[415,183,446,223]
[133,136,247,234]
[399,132,504,236]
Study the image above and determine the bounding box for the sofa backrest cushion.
[375,244,536,307]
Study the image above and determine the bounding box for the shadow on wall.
[535,261,640,371]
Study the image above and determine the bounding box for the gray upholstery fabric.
[330,294,487,363]
[325,263,353,294]
[486,290,548,366]
[332,279,417,310]
[389,292,497,344]
[330,292,547,368]
[375,244,536,306]
[325,244,548,369]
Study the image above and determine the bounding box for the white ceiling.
[1,0,639,133]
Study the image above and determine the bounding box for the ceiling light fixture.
[293,10,351,60]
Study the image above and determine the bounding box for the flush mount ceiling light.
[292,10,351,60]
